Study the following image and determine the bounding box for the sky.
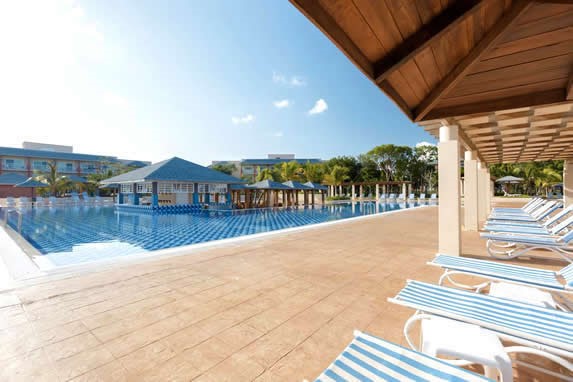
[0,0,435,166]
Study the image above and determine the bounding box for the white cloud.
[272,72,306,87]
[308,99,328,115]
[103,91,128,107]
[415,141,436,148]
[231,114,255,125]
[273,99,290,109]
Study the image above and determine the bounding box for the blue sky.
[0,1,435,165]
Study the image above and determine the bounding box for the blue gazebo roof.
[248,180,293,190]
[0,173,28,185]
[14,178,47,188]
[100,157,243,185]
[64,175,88,183]
[303,181,328,191]
[283,181,312,190]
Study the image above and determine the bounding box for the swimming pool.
[2,202,423,268]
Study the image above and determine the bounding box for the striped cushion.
[480,233,560,245]
[432,255,564,290]
[482,225,550,235]
[315,331,491,382]
[393,281,572,352]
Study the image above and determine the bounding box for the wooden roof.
[290,0,573,163]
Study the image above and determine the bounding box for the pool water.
[3,202,423,267]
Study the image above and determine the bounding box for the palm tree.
[256,168,275,181]
[280,161,304,181]
[304,163,324,183]
[324,165,349,188]
[34,161,71,196]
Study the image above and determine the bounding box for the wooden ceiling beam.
[423,89,567,121]
[373,0,484,83]
[414,0,534,122]
[567,72,573,101]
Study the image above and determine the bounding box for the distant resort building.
[100,157,244,211]
[0,142,149,198]
[211,154,321,181]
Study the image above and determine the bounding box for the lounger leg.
[439,270,490,292]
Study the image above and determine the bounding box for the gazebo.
[303,181,329,205]
[291,0,573,256]
[100,157,243,210]
[282,180,312,206]
[247,180,295,208]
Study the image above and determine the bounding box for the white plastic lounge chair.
[491,197,541,214]
[483,213,573,237]
[388,193,397,200]
[34,196,46,207]
[429,254,573,294]
[407,193,416,201]
[397,193,405,201]
[5,197,16,208]
[18,197,32,208]
[419,193,426,201]
[484,204,573,231]
[488,201,560,223]
[430,193,437,200]
[482,229,573,262]
[389,280,573,376]
[489,199,554,218]
[314,330,492,382]
[378,193,387,201]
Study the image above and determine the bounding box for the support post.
[311,191,315,205]
[151,182,159,207]
[564,160,573,207]
[463,151,478,231]
[438,124,461,256]
[359,185,364,199]
[321,191,325,204]
[407,184,412,197]
[402,183,407,197]
[351,184,356,200]
[477,162,488,222]
[375,184,380,200]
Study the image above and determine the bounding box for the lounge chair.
[484,204,573,231]
[388,193,397,200]
[389,280,573,376]
[397,193,406,201]
[491,197,541,213]
[407,193,416,201]
[18,197,32,208]
[419,193,426,201]
[430,193,437,201]
[483,213,573,237]
[34,196,46,207]
[378,193,387,202]
[5,197,16,208]
[429,254,573,294]
[488,201,560,223]
[488,199,552,217]
[481,229,573,262]
[314,330,491,382]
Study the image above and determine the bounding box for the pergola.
[290,0,573,256]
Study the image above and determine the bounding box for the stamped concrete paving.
[0,205,567,381]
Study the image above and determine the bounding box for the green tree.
[34,161,72,196]
[279,161,304,181]
[367,144,412,181]
[304,162,325,183]
[211,163,237,175]
[324,165,349,186]
[325,156,361,182]
[256,167,278,181]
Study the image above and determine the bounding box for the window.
[136,183,153,193]
[210,184,227,193]
[242,166,254,175]
[197,183,209,193]
[32,160,49,171]
[80,162,97,174]
[3,158,26,170]
[158,183,193,193]
[57,161,74,173]
[120,184,133,193]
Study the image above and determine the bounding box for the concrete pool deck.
[0,202,568,381]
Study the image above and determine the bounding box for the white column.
[564,160,573,207]
[359,185,364,199]
[463,151,479,231]
[438,124,461,255]
[351,184,356,200]
[375,184,380,200]
[477,162,488,222]
[407,184,412,196]
[402,183,407,197]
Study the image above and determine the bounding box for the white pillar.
[463,151,479,231]
[402,183,407,197]
[477,162,488,222]
[564,160,573,207]
[350,184,355,200]
[359,185,364,199]
[407,184,412,196]
[375,184,380,200]
[438,124,461,256]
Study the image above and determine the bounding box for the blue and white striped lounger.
[491,197,540,214]
[429,254,573,293]
[388,281,573,375]
[483,213,573,237]
[314,330,492,382]
[488,201,560,223]
[481,229,573,262]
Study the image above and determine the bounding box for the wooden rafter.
[423,89,566,120]
[567,72,573,101]
[373,0,484,83]
[414,0,534,122]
